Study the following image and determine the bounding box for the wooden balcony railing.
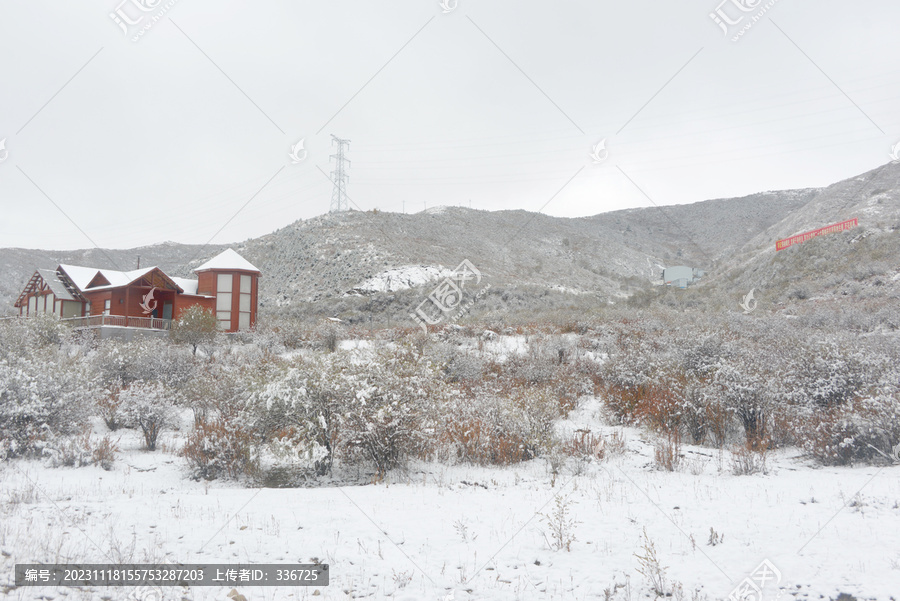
[62,315,172,331]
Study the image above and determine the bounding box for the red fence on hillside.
[775,218,858,251]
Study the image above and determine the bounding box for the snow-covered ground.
[349,266,455,294]
[2,400,898,601]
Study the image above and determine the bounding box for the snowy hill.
[2,161,898,319]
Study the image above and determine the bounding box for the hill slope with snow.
[2,161,898,319]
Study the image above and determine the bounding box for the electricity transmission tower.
[329,135,351,212]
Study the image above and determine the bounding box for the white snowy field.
[1,401,898,601]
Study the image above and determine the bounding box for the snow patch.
[347,265,455,294]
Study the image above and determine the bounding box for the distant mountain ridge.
[2,162,898,317]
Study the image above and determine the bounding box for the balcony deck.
[62,315,172,331]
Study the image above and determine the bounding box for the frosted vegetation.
[2,305,897,478]
[1,305,899,600]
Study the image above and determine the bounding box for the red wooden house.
[14,249,261,335]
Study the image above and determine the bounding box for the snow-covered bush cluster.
[118,380,179,451]
[2,301,897,480]
[598,308,900,465]
[251,346,446,478]
[41,429,119,470]
[182,418,256,480]
[93,337,194,389]
[0,317,97,460]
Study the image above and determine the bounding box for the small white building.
[662,266,704,289]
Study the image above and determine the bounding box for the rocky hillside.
[706,161,900,307]
[2,162,897,321]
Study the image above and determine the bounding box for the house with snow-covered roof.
[14,249,261,337]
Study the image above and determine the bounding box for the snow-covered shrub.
[253,346,445,477]
[800,393,900,466]
[541,494,580,552]
[790,338,869,409]
[182,359,255,427]
[509,385,563,458]
[729,439,768,475]
[253,356,349,476]
[438,384,561,465]
[669,336,728,444]
[0,314,72,361]
[501,338,562,386]
[118,381,178,451]
[340,347,445,476]
[545,359,600,414]
[561,428,626,461]
[97,385,124,431]
[92,338,195,390]
[0,352,98,459]
[181,419,256,480]
[171,305,218,355]
[180,359,265,479]
[713,349,775,447]
[313,319,341,353]
[601,323,670,424]
[677,384,712,444]
[27,313,70,348]
[440,393,530,465]
[428,342,485,384]
[42,430,119,470]
[492,339,597,416]
[252,315,308,351]
[653,433,681,472]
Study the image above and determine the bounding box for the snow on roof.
[57,264,198,293]
[38,269,77,301]
[171,277,199,295]
[193,249,260,273]
[58,264,104,291]
[90,266,157,290]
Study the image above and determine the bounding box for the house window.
[104,299,111,316]
[217,273,233,293]
[216,273,233,329]
[239,274,252,330]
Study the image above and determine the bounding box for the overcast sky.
[1,0,898,250]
